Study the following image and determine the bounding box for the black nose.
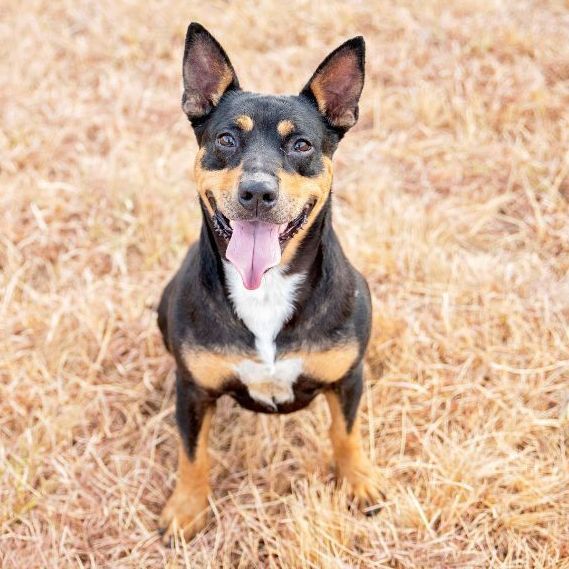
[238,178,278,212]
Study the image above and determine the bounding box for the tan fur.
[159,407,214,542]
[182,341,356,390]
[277,119,295,137]
[210,66,234,106]
[181,346,246,390]
[310,79,328,115]
[325,391,385,504]
[235,114,254,131]
[247,380,293,406]
[194,148,242,217]
[278,156,333,265]
[297,343,359,383]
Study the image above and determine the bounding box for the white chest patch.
[224,262,305,408]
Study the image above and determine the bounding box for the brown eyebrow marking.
[234,115,254,131]
[277,119,295,137]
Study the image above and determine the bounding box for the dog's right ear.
[181,23,240,121]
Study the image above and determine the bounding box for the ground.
[1,1,569,567]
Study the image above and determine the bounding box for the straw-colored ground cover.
[2,1,569,567]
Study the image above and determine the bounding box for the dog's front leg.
[159,372,215,543]
[325,363,386,510]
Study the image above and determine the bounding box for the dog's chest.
[225,263,305,408]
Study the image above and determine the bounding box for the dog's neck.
[195,193,356,345]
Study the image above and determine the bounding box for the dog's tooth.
[212,214,232,240]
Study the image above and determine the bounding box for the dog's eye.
[216,133,236,148]
[293,139,312,153]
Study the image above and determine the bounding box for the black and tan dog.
[157,22,384,541]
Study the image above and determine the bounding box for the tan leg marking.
[181,346,247,390]
[159,407,214,543]
[235,114,254,132]
[277,119,295,137]
[294,343,359,383]
[325,391,385,506]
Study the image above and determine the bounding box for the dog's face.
[181,23,365,289]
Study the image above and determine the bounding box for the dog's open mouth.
[211,201,314,245]
[209,197,315,290]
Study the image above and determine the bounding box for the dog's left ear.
[181,22,240,121]
[300,37,365,131]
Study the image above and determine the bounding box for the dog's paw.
[158,487,210,544]
[338,460,386,514]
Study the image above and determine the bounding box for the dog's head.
[182,23,365,289]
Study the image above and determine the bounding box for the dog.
[157,22,384,541]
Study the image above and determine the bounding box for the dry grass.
[2,0,569,567]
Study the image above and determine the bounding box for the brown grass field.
[2,0,569,567]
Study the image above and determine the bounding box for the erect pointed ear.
[300,37,365,131]
[181,23,240,121]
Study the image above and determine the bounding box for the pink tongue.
[226,221,282,290]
